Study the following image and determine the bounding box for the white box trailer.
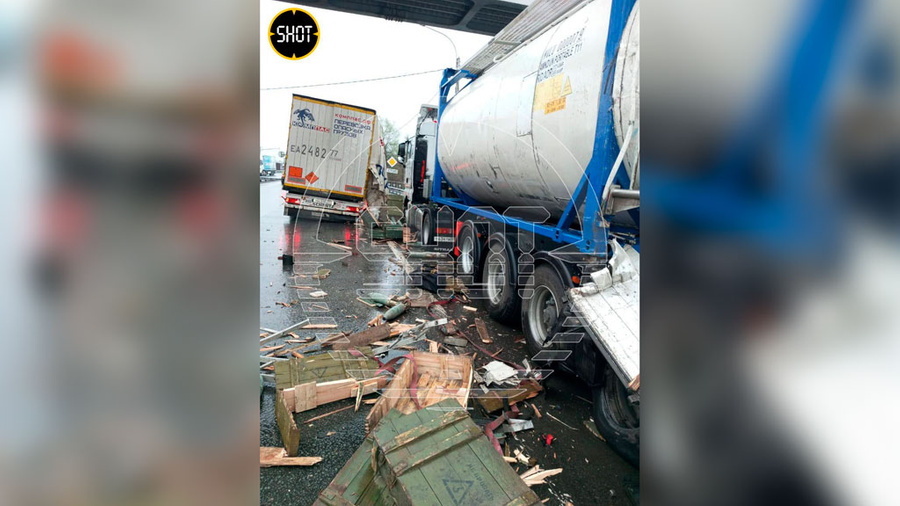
[282,94,383,220]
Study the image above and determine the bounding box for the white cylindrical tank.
[438,0,640,219]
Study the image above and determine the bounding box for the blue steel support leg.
[577,0,637,254]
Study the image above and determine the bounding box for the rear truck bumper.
[283,194,362,220]
[567,241,640,392]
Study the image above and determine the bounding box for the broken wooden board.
[331,325,392,350]
[260,447,321,467]
[274,348,379,391]
[366,352,473,433]
[406,291,435,308]
[520,466,563,486]
[282,376,389,414]
[473,378,543,414]
[474,318,493,344]
[275,389,300,457]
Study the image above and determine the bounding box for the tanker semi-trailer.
[408,0,640,464]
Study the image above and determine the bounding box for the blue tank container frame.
[429,0,639,258]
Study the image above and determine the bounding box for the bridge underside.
[281,0,530,35]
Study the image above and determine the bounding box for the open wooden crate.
[366,352,473,433]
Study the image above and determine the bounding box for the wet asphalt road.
[259,181,638,505]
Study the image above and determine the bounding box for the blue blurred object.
[646,0,856,255]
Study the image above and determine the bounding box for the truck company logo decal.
[268,9,320,60]
[291,108,331,132]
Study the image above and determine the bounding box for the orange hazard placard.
[287,166,304,185]
[305,172,319,184]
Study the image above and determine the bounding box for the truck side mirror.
[398,143,407,160]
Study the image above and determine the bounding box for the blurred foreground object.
[643,0,900,505]
[0,0,259,505]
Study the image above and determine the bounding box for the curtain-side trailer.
[282,94,382,220]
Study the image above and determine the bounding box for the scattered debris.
[545,412,578,431]
[531,402,543,419]
[326,431,336,437]
[359,292,395,307]
[313,268,331,280]
[541,434,555,446]
[260,345,285,353]
[382,302,407,321]
[275,390,300,456]
[463,305,478,312]
[474,317,493,344]
[366,352,473,432]
[309,291,328,298]
[276,301,292,308]
[303,404,355,424]
[406,291,435,308]
[443,336,468,348]
[260,447,321,467]
[356,297,378,308]
[520,466,563,486]
[331,324,392,351]
[583,419,606,441]
[302,323,337,329]
[475,379,543,414]
[483,360,518,386]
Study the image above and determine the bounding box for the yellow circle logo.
[268,8,320,60]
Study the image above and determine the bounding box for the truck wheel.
[593,368,640,467]
[456,221,481,277]
[421,210,433,245]
[521,264,567,356]
[286,208,298,221]
[480,235,520,325]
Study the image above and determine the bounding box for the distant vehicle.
[281,94,384,220]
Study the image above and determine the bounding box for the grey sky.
[260,1,491,152]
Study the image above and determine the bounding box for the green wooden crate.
[315,400,540,506]
[274,348,378,391]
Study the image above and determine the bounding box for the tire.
[521,264,568,357]
[286,207,298,221]
[456,221,481,277]
[592,368,640,467]
[480,235,520,325]
[421,210,433,246]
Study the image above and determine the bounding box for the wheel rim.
[460,235,474,274]
[527,285,558,346]
[486,256,505,305]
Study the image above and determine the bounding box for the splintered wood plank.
[275,390,300,457]
[474,318,493,344]
[294,382,317,412]
[331,325,392,350]
[260,447,321,467]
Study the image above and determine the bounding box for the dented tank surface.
[438,0,640,219]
